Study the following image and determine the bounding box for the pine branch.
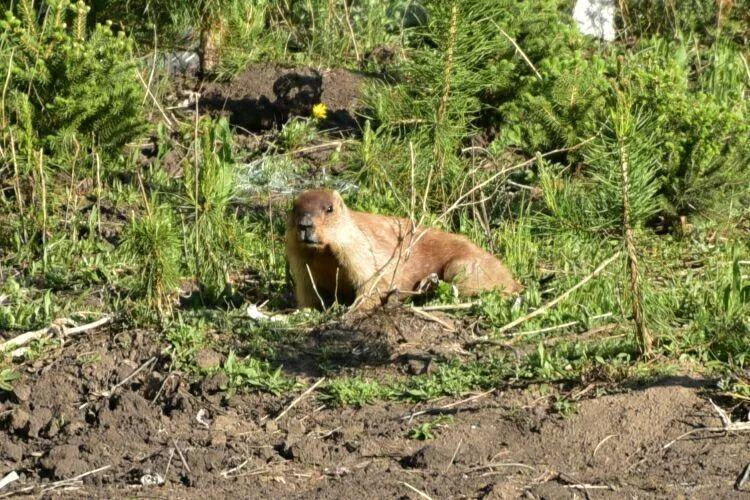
[616,104,652,356]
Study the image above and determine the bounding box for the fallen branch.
[1,316,112,358]
[496,252,622,335]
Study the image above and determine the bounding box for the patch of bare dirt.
[273,306,475,379]
[1,313,748,498]
[197,63,370,134]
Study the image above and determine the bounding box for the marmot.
[285,189,522,309]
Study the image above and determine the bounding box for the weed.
[0,367,20,392]
[221,351,297,397]
[408,416,454,440]
[552,396,578,418]
[320,377,391,408]
[165,320,208,372]
[120,205,182,318]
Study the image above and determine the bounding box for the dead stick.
[2,465,111,497]
[496,252,622,334]
[400,481,434,500]
[275,377,326,421]
[410,307,455,332]
[100,356,157,397]
[403,388,495,421]
[2,316,112,356]
[172,439,192,475]
[736,462,750,490]
[417,302,476,312]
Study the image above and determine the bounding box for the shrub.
[1,0,147,162]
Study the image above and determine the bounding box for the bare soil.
[197,63,369,134]
[1,310,748,499]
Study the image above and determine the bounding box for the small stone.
[9,409,30,434]
[264,420,278,433]
[45,419,60,438]
[4,441,23,462]
[27,407,53,439]
[195,349,223,370]
[210,433,227,448]
[201,372,228,394]
[12,384,31,402]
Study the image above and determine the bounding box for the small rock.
[201,372,228,394]
[281,436,326,465]
[40,444,84,479]
[196,408,212,428]
[264,420,278,433]
[4,442,23,462]
[12,384,31,402]
[195,349,223,370]
[210,432,227,448]
[9,409,30,434]
[27,407,53,439]
[140,472,165,486]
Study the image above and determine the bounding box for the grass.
[0,0,749,417]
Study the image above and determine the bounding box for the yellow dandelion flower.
[312,103,328,120]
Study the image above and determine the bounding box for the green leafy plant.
[183,117,249,303]
[120,205,182,318]
[408,416,454,440]
[0,368,21,392]
[320,377,390,407]
[221,351,296,397]
[165,320,208,371]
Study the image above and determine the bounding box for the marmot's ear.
[332,190,345,206]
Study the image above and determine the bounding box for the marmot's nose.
[298,213,313,230]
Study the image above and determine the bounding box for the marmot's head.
[290,189,347,248]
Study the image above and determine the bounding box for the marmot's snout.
[297,213,318,244]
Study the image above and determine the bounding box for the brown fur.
[285,189,522,309]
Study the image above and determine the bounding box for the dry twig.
[496,252,622,335]
[403,388,496,422]
[274,377,326,421]
[663,399,750,449]
[400,481,434,500]
[2,316,112,358]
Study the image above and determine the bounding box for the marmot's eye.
[326,205,334,213]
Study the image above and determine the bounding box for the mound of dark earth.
[1,314,748,498]
[197,63,369,134]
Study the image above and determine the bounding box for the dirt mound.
[197,64,369,133]
[1,319,748,497]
